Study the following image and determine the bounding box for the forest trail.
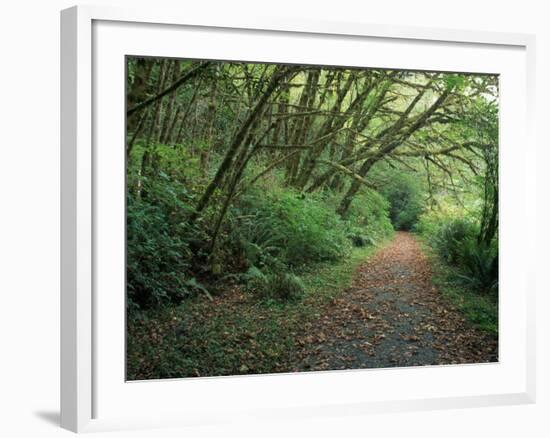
[294,232,498,371]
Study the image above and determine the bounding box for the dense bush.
[230,187,352,270]
[126,166,394,307]
[126,174,209,309]
[268,272,305,301]
[227,185,393,301]
[456,238,498,293]
[431,218,477,265]
[243,266,305,301]
[345,189,394,246]
[127,144,396,306]
[376,171,424,230]
[417,212,498,295]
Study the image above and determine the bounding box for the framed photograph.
[61,5,536,433]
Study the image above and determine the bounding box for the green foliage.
[242,266,306,302]
[125,58,500,378]
[455,238,498,294]
[417,212,498,295]
[127,244,378,380]
[443,73,467,91]
[376,169,424,230]
[126,153,391,309]
[427,246,498,335]
[227,186,361,301]
[231,184,392,302]
[231,187,352,270]
[241,265,268,288]
[266,272,306,301]
[223,183,393,302]
[126,174,209,309]
[345,189,394,246]
[431,218,477,265]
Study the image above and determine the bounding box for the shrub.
[431,218,477,265]
[241,265,269,291]
[345,189,394,246]
[242,266,305,301]
[230,186,366,302]
[126,174,209,309]
[376,170,424,230]
[456,238,498,294]
[127,199,189,308]
[417,212,498,295]
[266,272,306,301]
[347,233,375,247]
[230,188,352,270]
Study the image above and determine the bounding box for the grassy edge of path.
[300,243,382,302]
[127,240,389,380]
[414,235,498,336]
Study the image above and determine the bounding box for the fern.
[456,238,498,293]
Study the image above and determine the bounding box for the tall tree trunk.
[126,58,153,132]
[284,70,318,183]
[126,109,148,158]
[159,60,180,143]
[200,67,219,174]
[136,60,168,197]
[174,78,203,145]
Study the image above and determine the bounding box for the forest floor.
[127,232,498,380]
[292,232,498,371]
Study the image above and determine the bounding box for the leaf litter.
[293,232,498,371]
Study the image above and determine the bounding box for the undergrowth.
[418,239,498,335]
[126,147,394,309]
[126,244,382,380]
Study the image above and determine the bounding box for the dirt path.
[294,232,498,371]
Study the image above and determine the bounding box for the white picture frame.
[60,4,536,433]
